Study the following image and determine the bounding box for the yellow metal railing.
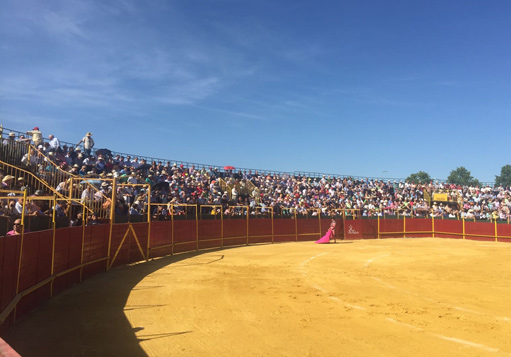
[218,178,231,200]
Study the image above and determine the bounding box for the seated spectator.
[6,218,23,236]
[53,201,68,217]
[87,212,101,225]
[2,175,15,189]
[70,212,83,226]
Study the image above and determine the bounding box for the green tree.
[495,164,511,187]
[447,166,480,186]
[406,171,431,183]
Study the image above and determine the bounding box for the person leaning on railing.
[26,127,43,147]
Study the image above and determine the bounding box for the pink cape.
[315,229,333,244]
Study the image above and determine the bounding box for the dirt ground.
[5,238,511,356]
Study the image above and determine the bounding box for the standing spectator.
[2,132,16,145]
[48,134,60,153]
[26,127,43,147]
[77,132,95,157]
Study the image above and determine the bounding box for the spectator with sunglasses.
[6,219,22,236]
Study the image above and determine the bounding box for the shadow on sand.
[3,249,228,357]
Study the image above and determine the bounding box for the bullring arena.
[1,132,511,356]
[2,218,511,356]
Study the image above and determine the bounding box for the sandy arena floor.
[5,238,511,356]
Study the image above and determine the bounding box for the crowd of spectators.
[1,127,511,233]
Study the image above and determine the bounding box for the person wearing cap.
[2,132,16,146]
[26,127,43,147]
[2,175,15,189]
[68,164,79,175]
[16,177,28,192]
[77,132,95,158]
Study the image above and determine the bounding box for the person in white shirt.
[48,134,60,152]
[77,132,95,157]
[131,157,140,169]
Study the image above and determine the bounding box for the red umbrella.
[223,166,235,170]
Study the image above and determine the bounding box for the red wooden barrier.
[131,223,148,263]
[405,218,432,238]
[361,219,379,239]
[198,220,222,250]
[465,221,495,242]
[52,228,80,295]
[81,225,108,279]
[150,221,172,258]
[298,218,320,242]
[344,219,363,239]
[0,235,20,330]
[248,218,272,244]
[173,220,197,254]
[223,219,248,247]
[497,223,511,242]
[434,219,463,239]
[273,219,295,242]
[17,231,53,319]
[379,218,403,239]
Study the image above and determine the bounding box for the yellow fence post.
[432,215,435,238]
[495,220,498,242]
[294,209,298,242]
[107,182,116,269]
[171,207,174,255]
[246,206,249,246]
[271,208,274,244]
[462,218,466,240]
[50,196,56,298]
[318,210,321,240]
[403,215,406,238]
[377,215,380,239]
[196,204,199,251]
[342,210,346,240]
[146,184,151,260]
[220,206,224,248]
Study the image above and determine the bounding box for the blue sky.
[1,0,510,183]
